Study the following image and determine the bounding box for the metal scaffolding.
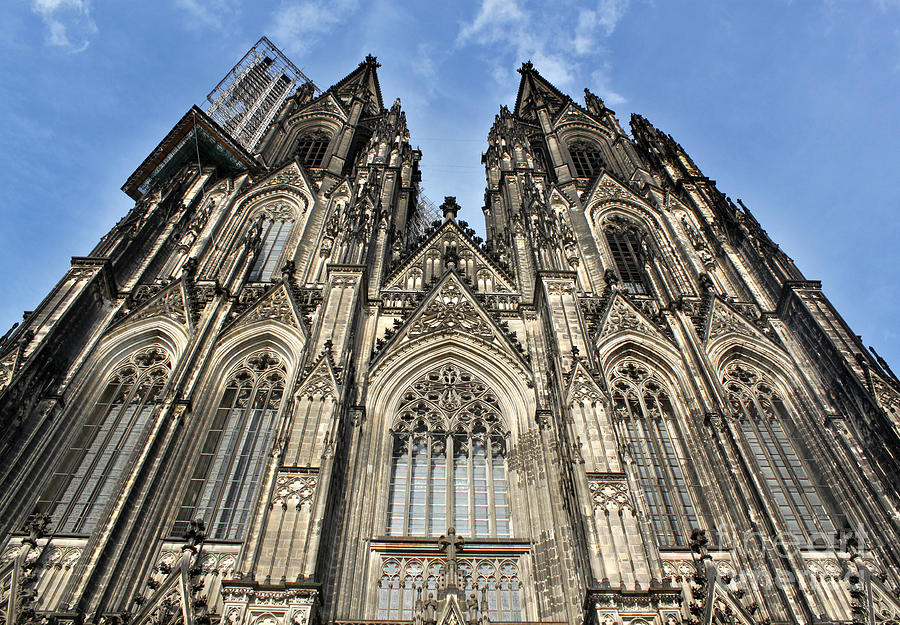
[204,36,318,153]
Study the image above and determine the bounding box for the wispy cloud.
[32,0,97,53]
[174,0,241,31]
[457,0,630,103]
[269,0,360,57]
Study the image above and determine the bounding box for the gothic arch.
[368,335,534,442]
[279,117,342,166]
[94,316,188,379]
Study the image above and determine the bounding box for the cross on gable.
[438,527,464,590]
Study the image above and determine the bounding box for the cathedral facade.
[2,40,900,625]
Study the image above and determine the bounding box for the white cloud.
[32,0,97,52]
[269,0,360,56]
[174,0,241,30]
[457,0,631,100]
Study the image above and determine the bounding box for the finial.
[518,60,535,75]
[440,196,460,221]
[363,54,380,68]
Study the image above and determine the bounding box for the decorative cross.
[438,527,464,590]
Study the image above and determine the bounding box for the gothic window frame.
[295,129,331,169]
[376,555,523,621]
[609,360,703,548]
[172,349,288,541]
[603,216,651,296]
[383,363,512,540]
[722,361,835,547]
[35,346,172,535]
[247,202,298,283]
[567,139,604,179]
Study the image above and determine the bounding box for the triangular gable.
[868,574,900,625]
[295,354,340,401]
[704,298,768,345]
[302,91,350,120]
[383,220,515,293]
[129,282,190,328]
[373,271,527,368]
[514,63,569,120]
[702,576,757,625]
[597,293,668,343]
[328,55,384,114]
[566,360,605,405]
[223,283,306,336]
[251,161,314,197]
[583,171,652,211]
[436,594,468,625]
[552,99,610,134]
[131,551,194,625]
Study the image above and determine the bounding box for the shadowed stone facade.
[1,46,900,625]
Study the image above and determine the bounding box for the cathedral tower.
[1,40,900,625]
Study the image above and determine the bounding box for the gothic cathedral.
[2,39,900,625]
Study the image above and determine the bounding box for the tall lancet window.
[295,130,330,168]
[569,140,604,178]
[723,363,834,545]
[247,204,295,282]
[610,361,699,547]
[605,218,649,295]
[385,364,511,538]
[174,351,286,540]
[36,347,171,534]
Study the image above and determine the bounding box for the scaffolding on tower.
[204,36,319,153]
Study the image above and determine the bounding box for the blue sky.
[1,1,899,368]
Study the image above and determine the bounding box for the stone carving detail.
[662,559,697,580]
[243,286,297,327]
[297,365,336,400]
[569,368,604,405]
[133,284,188,325]
[0,355,14,392]
[395,363,502,430]
[595,180,633,202]
[708,302,754,341]
[252,201,300,221]
[271,473,317,510]
[806,558,843,580]
[601,296,658,339]
[588,478,633,512]
[407,281,493,340]
[259,167,305,190]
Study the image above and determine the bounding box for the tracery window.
[36,346,171,534]
[610,361,700,547]
[295,130,330,168]
[173,351,286,540]
[377,556,522,621]
[247,204,295,282]
[569,140,604,178]
[385,364,510,538]
[605,218,649,295]
[723,363,834,545]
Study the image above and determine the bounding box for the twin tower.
[1,40,900,625]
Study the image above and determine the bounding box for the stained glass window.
[36,346,171,534]
[723,362,834,546]
[385,364,510,539]
[174,350,286,540]
[610,361,700,547]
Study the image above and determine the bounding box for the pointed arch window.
[605,219,649,295]
[723,363,834,545]
[36,347,171,535]
[610,361,700,547]
[385,364,511,538]
[296,130,330,168]
[248,205,295,282]
[569,140,604,178]
[173,351,286,540]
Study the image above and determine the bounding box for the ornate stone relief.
[599,296,660,340]
[220,585,317,625]
[271,472,317,510]
[588,478,633,512]
[296,362,336,400]
[407,281,494,340]
[707,301,755,342]
[241,286,299,328]
[569,366,604,405]
[132,284,188,326]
